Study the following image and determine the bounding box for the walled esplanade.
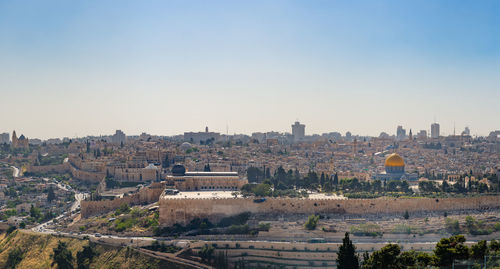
[159,195,500,227]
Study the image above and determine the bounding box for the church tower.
[12,131,18,148]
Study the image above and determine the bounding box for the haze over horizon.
[1,0,499,139]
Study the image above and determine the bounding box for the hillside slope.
[0,230,188,269]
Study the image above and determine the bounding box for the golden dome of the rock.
[385,153,405,167]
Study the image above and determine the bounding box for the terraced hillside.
[0,230,189,269]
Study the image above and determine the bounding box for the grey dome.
[172,165,186,176]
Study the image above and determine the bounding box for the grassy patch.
[351,223,383,237]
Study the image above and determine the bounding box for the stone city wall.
[81,182,165,218]
[27,163,70,174]
[159,196,500,227]
[26,161,105,182]
[68,156,106,172]
[69,165,106,182]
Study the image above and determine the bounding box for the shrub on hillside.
[304,215,320,230]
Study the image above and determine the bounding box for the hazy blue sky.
[1,0,499,139]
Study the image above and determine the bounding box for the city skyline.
[1,0,499,139]
[1,2,499,268]
[0,120,494,141]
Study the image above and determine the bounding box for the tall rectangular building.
[431,123,440,139]
[112,130,127,144]
[291,121,305,142]
[396,125,406,140]
[0,133,9,144]
[417,130,427,140]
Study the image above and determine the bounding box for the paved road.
[7,166,163,252]
[30,179,158,247]
[32,178,88,234]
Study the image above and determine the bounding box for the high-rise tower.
[291,121,305,142]
[431,123,440,139]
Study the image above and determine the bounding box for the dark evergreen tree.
[47,186,56,203]
[51,241,74,269]
[361,251,370,267]
[77,243,97,269]
[372,180,382,192]
[6,247,24,269]
[470,240,488,261]
[362,244,400,269]
[246,167,264,183]
[293,168,301,189]
[333,173,339,186]
[434,235,469,267]
[403,210,409,220]
[337,232,359,269]
[442,180,450,192]
[272,166,288,190]
[400,180,410,193]
[204,164,211,172]
[30,204,41,220]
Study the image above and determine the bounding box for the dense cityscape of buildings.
[1,121,498,186]
[1,121,499,268]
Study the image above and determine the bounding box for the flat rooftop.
[185,172,238,176]
[167,172,240,178]
[161,191,346,200]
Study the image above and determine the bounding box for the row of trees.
[337,233,500,268]
[246,165,414,197]
[247,165,497,197]
[419,178,491,194]
[247,166,340,192]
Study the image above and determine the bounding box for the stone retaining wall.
[81,182,165,218]
[27,163,70,174]
[159,195,500,227]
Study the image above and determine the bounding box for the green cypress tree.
[51,241,74,269]
[337,232,359,269]
[47,186,56,203]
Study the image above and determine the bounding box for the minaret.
[409,129,413,141]
[353,138,357,157]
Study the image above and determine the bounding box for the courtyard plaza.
[162,190,346,199]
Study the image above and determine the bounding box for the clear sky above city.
[1,0,499,139]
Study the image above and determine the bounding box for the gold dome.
[385,153,405,167]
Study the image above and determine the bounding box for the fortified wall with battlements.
[158,195,500,227]
[80,182,165,218]
[26,162,105,182]
[69,165,106,182]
